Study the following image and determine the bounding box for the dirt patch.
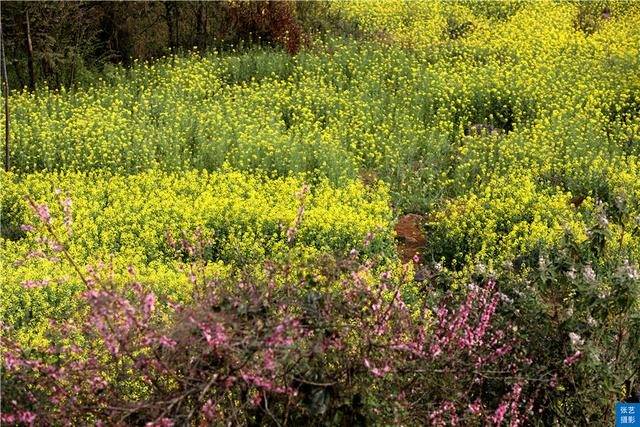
[395,213,426,263]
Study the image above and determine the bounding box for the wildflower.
[145,418,174,427]
[569,332,584,348]
[156,335,177,349]
[617,259,640,280]
[201,399,216,420]
[17,411,36,425]
[34,204,51,224]
[363,232,374,247]
[549,374,558,389]
[21,279,50,289]
[582,264,596,283]
[538,255,547,271]
[199,323,228,348]
[565,268,576,280]
[142,293,156,317]
[364,358,391,377]
[263,349,276,371]
[564,351,583,366]
[4,351,21,370]
[491,402,508,425]
[475,263,486,274]
[597,212,609,228]
[499,292,513,304]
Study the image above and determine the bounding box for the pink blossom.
[468,400,482,414]
[549,374,558,389]
[223,376,237,388]
[491,401,508,425]
[364,358,392,377]
[473,293,500,345]
[21,279,50,289]
[1,414,16,423]
[33,203,51,224]
[18,411,36,425]
[142,293,156,317]
[266,319,299,347]
[241,373,292,394]
[4,351,22,370]
[89,375,107,391]
[201,399,216,420]
[494,345,512,358]
[263,349,276,371]
[157,335,177,349]
[145,418,174,427]
[200,323,228,347]
[429,343,442,358]
[391,341,424,356]
[250,392,263,407]
[563,351,582,366]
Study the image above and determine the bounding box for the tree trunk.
[11,58,25,89]
[165,2,176,52]
[196,3,206,50]
[0,1,10,171]
[25,8,35,91]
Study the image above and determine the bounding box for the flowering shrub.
[2,203,551,426]
[421,194,640,424]
[500,211,640,424]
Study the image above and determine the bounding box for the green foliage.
[2,2,640,422]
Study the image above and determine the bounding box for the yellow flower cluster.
[1,169,394,346]
[3,2,637,212]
